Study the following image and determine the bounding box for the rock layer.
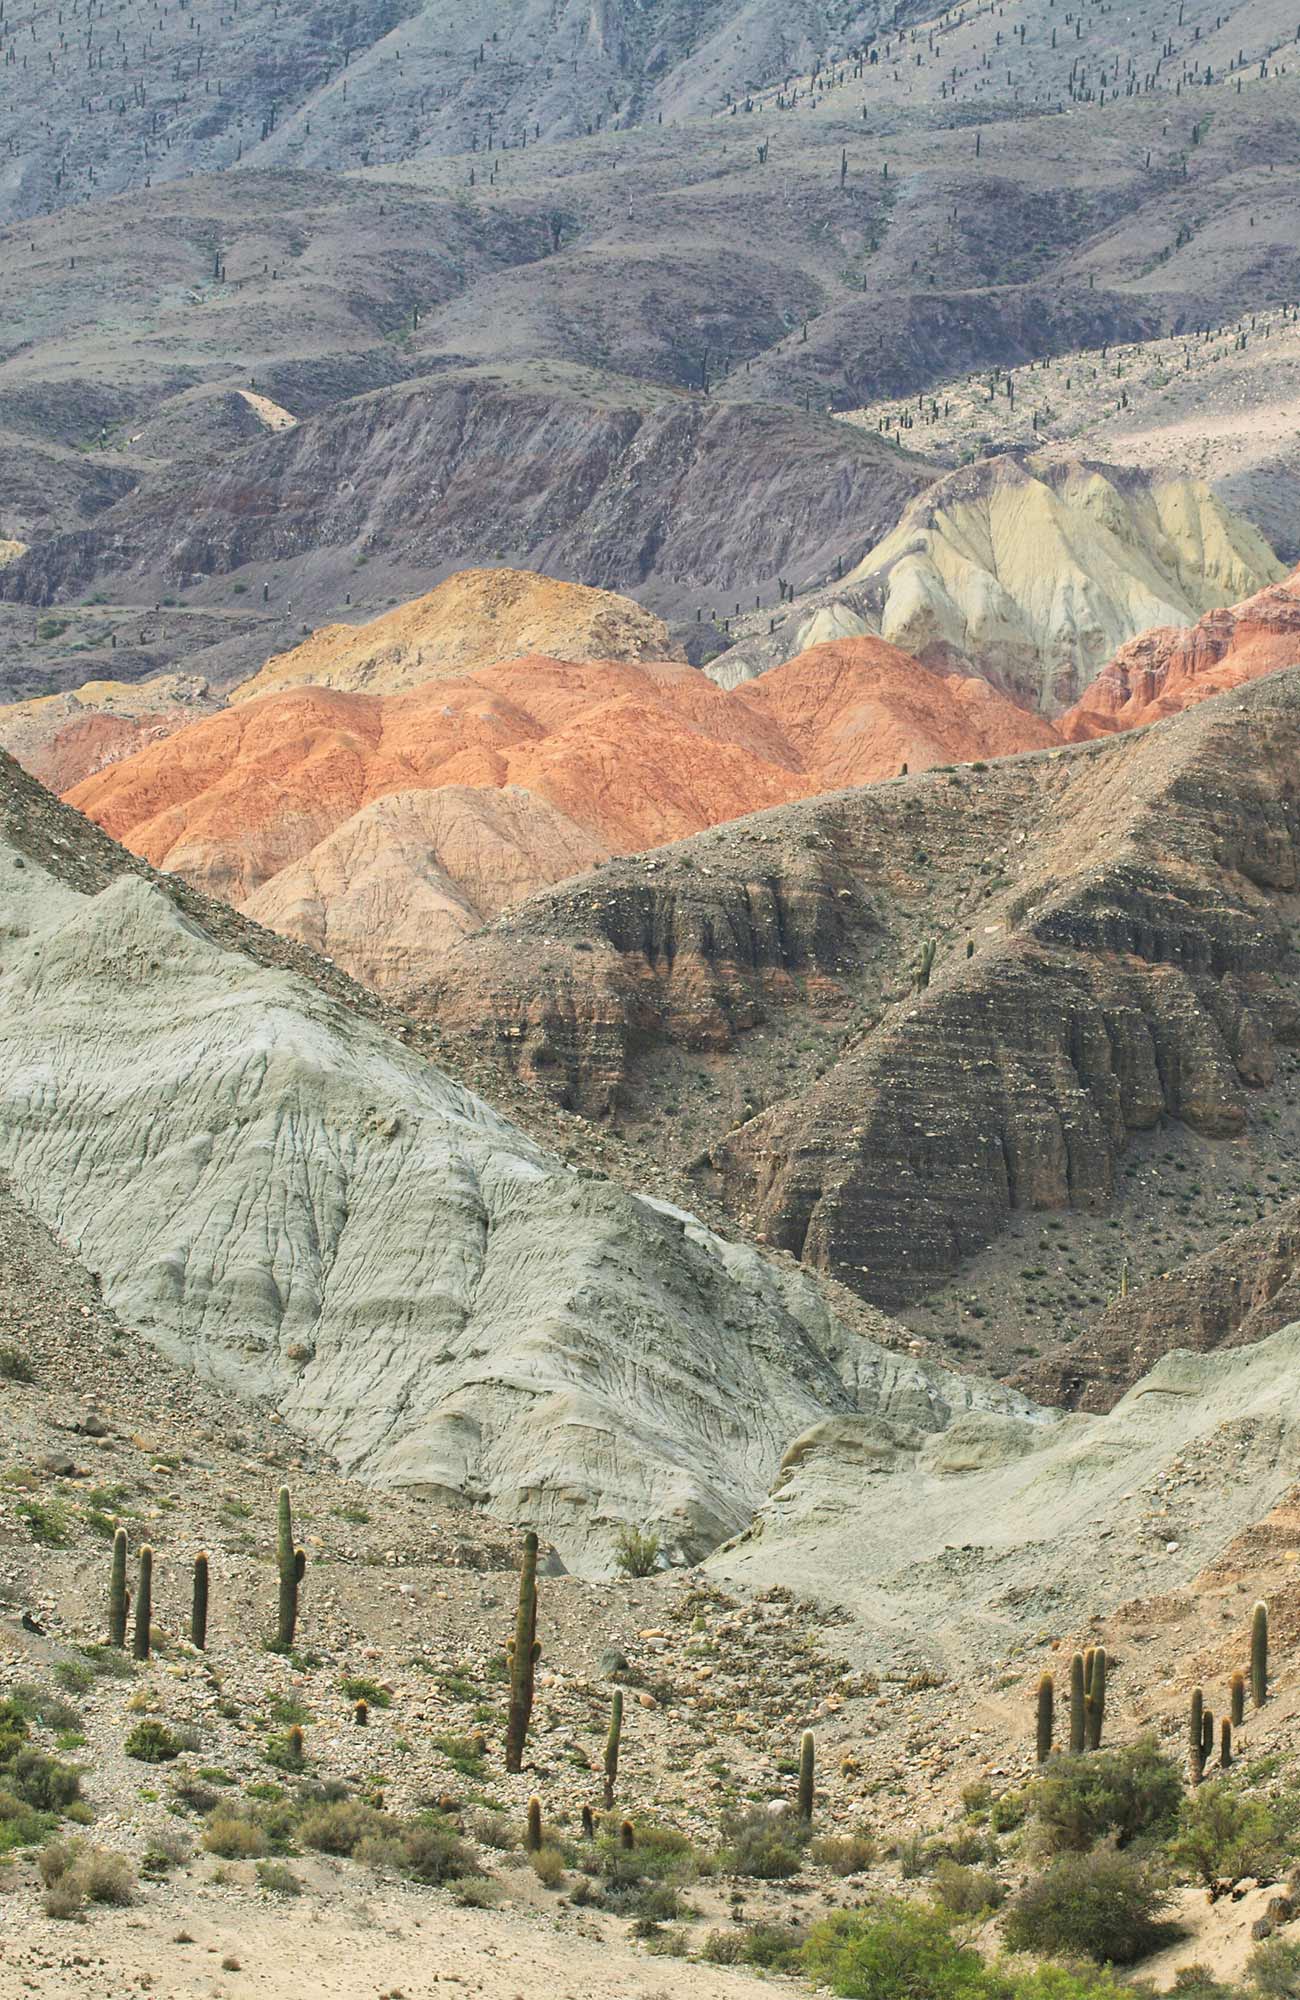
[711,455,1282,711]
[1062,564,1300,737]
[0,746,1042,1570]
[426,670,1300,1311]
[0,673,220,793]
[231,568,679,703]
[64,635,1055,995]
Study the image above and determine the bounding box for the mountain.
[1014,1198,1300,1415]
[420,666,1300,1390]
[59,630,1056,994]
[0,674,220,793]
[1062,563,1300,738]
[2,741,1051,1571]
[230,568,680,702]
[708,456,1284,710]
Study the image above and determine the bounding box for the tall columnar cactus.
[1202,1708,1214,1771]
[1220,1717,1232,1769]
[603,1690,623,1809]
[620,1819,635,1851]
[133,1545,153,1662]
[109,1527,128,1648]
[1189,1688,1204,1784]
[1069,1652,1086,1755]
[276,1486,306,1650]
[505,1531,540,1774]
[915,938,937,992]
[1252,1600,1269,1708]
[354,1699,368,1728]
[798,1730,815,1823]
[1085,1647,1107,1752]
[1036,1672,1054,1764]
[1230,1671,1245,1729]
[191,1552,209,1650]
[525,1795,542,1852]
[581,1804,595,1839]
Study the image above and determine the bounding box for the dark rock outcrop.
[0,368,934,620]
[424,670,1300,1310]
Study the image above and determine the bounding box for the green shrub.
[0,1785,56,1853]
[812,1829,877,1875]
[0,1347,34,1382]
[529,1842,566,1888]
[1003,1845,1173,1965]
[298,1798,388,1856]
[721,1806,806,1879]
[339,1677,391,1709]
[1165,1968,1242,2000]
[124,1720,181,1764]
[1168,1783,1282,1888]
[255,1859,302,1895]
[613,1525,661,1577]
[202,1809,267,1859]
[1248,1936,1300,2000]
[7,1746,81,1811]
[402,1815,476,1885]
[1006,1965,1150,2000]
[803,1901,994,2000]
[17,1498,70,1546]
[1029,1740,1182,1854]
[703,1919,807,1969]
[932,1860,1006,1916]
[432,1732,485,1778]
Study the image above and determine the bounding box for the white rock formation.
[0,819,1040,1571]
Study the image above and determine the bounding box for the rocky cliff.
[1062,565,1300,738]
[0,369,935,628]
[710,455,1283,712]
[423,670,1300,1322]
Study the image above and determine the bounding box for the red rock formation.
[1062,566,1300,739]
[63,638,1055,993]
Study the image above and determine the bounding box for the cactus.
[603,1690,623,1809]
[505,1530,540,1774]
[287,1723,305,1768]
[109,1527,128,1648]
[1069,1652,1086,1755]
[620,1819,635,1851]
[133,1545,153,1662]
[1252,1600,1268,1708]
[276,1486,305,1650]
[354,1699,368,1727]
[525,1795,542,1852]
[581,1803,595,1839]
[1036,1672,1054,1763]
[1220,1717,1232,1769]
[1189,1688,1204,1784]
[798,1730,815,1822]
[1230,1670,1245,1729]
[1085,1647,1106,1752]
[1202,1709,1214,1769]
[191,1552,209,1650]
[914,938,937,992]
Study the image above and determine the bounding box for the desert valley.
[6,1,1300,1996]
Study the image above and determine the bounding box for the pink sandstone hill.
[62,637,1056,996]
[229,567,681,703]
[0,674,220,792]
[1062,565,1300,739]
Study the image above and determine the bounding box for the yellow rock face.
[847,455,1284,711]
[231,567,679,703]
[0,538,28,567]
